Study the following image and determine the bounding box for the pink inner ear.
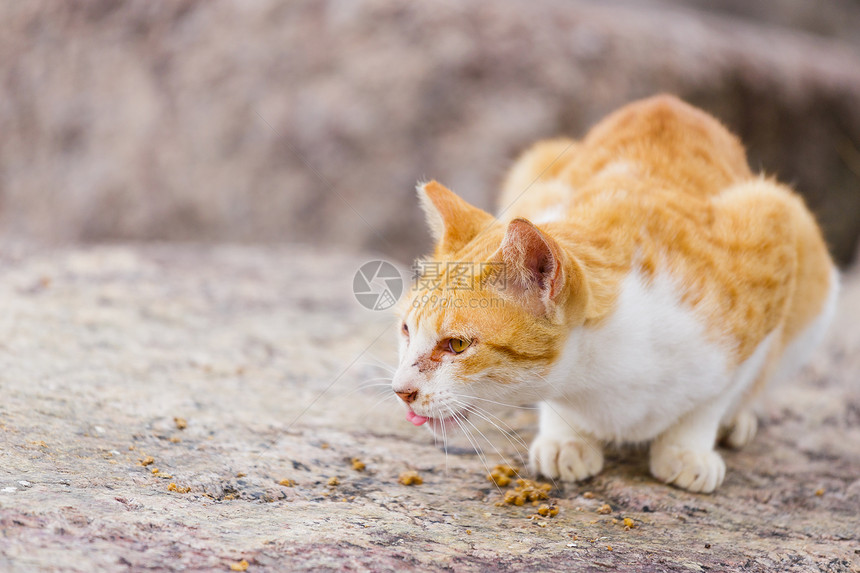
[523,240,556,290]
[504,218,562,300]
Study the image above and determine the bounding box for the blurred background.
[2,0,859,265]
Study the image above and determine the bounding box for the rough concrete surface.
[0,244,858,572]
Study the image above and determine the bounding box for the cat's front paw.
[650,445,726,493]
[529,435,604,482]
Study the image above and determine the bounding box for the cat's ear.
[493,218,567,317]
[417,180,494,254]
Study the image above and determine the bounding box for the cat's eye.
[447,338,471,354]
[402,322,409,335]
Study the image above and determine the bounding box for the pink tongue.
[406,410,429,426]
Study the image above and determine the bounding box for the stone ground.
[0,244,858,572]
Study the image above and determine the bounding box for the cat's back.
[499,95,751,219]
[570,95,752,198]
[580,97,835,364]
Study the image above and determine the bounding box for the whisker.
[363,353,397,365]
[463,403,530,450]
[452,398,525,437]
[352,381,392,391]
[358,359,396,374]
[364,391,398,413]
[453,394,538,410]
[441,407,449,475]
[455,400,530,459]
[520,378,580,492]
[450,408,481,457]
[351,379,392,389]
[451,400,529,471]
[455,411,520,492]
[342,382,392,399]
[450,409,500,493]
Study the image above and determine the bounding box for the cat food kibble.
[398,471,423,485]
[498,478,552,506]
[487,464,517,487]
[536,504,560,517]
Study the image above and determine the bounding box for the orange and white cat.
[392,95,837,493]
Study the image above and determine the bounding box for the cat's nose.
[395,388,419,404]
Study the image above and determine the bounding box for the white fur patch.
[542,269,734,443]
[532,205,566,224]
[595,160,639,179]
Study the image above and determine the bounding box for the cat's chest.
[545,269,734,441]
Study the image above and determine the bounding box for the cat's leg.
[718,372,769,450]
[529,401,604,482]
[649,395,733,493]
[720,407,758,450]
[719,331,786,449]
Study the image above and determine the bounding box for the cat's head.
[392,181,590,435]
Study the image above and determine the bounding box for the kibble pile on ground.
[0,245,858,572]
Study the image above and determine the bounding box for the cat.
[392,95,838,493]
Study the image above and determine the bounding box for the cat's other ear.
[417,180,495,255]
[493,218,570,318]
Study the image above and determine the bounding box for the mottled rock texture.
[0,245,858,572]
[1,0,859,263]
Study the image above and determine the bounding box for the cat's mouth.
[406,409,467,435]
